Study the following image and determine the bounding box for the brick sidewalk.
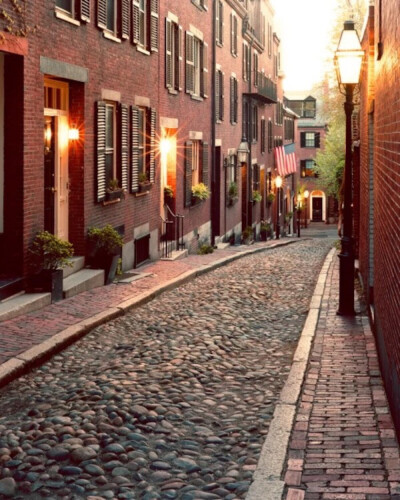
[283,256,400,499]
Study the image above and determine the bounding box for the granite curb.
[0,238,302,389]
[245,247,336,500]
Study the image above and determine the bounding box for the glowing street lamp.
[303,189,309,229]
[335,20,364,316]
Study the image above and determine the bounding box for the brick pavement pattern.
[283,257,400,500]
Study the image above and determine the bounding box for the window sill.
[168,88,179,95]
[190,95,203,102]
[103,31,122,43]
[102,198,121,206]
[136,46,150,56]
[135,191,150,198]
[55,9,80,26]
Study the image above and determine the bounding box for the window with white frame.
[184,140,209,206]
[132,0,159,51]
[131,105,157,192]
[243,42,250,81]
[166,18,182,92]
[230,12,238,56]
[216,0,223,45]
[301,131,320,148]
[186,31,208,99]
[97,0,130,40]
[55,0,90,22]
[215,69,224,122]
[301,159,317,178]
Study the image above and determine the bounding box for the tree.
[310,0,367,201]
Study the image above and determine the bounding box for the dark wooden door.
[312,197,323,221]
[44,116,55,234]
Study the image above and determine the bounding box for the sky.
[271,0,338,92]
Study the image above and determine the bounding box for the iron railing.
[160,205,184,258]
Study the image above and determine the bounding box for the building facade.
[358,2,400,436]
[0,0,289,300]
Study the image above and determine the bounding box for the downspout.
[211,0,217,246]
[247,37,253,229]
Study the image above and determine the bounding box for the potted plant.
[252,190,262,203]
[138,172,152,193]
[106,178,124,201]
[164,185,174,200]
[260,220,272,241]
[28,231,74,302]
[227,182,239,206]
[87,224,124,284]
[241,226,254,245]
[266,192,275,205]
[192,182,210,203]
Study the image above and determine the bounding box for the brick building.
[0,0,288,300]
[358,3,400,436]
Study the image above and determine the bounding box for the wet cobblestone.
[0,240,334,499]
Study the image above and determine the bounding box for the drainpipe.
[211,0,217,246]
[247,36,254,229]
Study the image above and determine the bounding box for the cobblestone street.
[0,240,334,499]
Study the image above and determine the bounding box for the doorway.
[44,79,69,241]
[312,197,323,221]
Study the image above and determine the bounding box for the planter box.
[106,189,123,202]
[90,251,120,285]
[139,182,152,193]
[28,269,63,303]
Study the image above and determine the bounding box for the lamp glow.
[68,128,80,141]
[237,137,250,164]
[160,137,172,156]
[335,20,364,85]
[275,175,283,188]
[304,189,309,199]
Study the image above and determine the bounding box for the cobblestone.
[0,240,333,499]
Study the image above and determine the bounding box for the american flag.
[274,146,297,176]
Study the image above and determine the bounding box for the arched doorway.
[310,190,326,222]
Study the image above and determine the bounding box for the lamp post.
[275,175,282,239]
[335,20,364,316]
[237,137,250,165]
[303,190,309,229]
[296,197,302,238]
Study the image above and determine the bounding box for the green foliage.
[228,182,238,200]
[252,190,262,203]
[192,182,210,200]
[29,231,74,270]
[197,243,214,255]
[138,172,149,183]
[266,192,275,204]
[88,224,124,255]
[107,178,120,191]
[164,185,174,198]
[242,226,253,242]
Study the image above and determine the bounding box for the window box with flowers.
[138,173,152,193]
[106,178,125,202]
[227,182,239,206]
[266,192,275,205]
[191,183,210,204]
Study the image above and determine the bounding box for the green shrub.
[29,231,74,270]
[88,224,124,255]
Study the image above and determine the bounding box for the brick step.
[63,268,105,299]
[0,293,51,322]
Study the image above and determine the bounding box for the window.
[252,164,260,192]
[192,0,208,11]
[215,69,224,122]
[166,18,182,92]
[303,99,316,118]
[98,0,130,39]
[268,23,272,57]
[56,0,90,22]
[131,106,157,192]
[96,101,129,202]
[230,76,238,124]
[254,52,259,86]
[184,140,209,206]
[268,120,273,152]
[216,0,223,45]
[186,32,208,99]
[243,42,250,81]
[132,0,158,51]
[301,160,317,178]
[261,118,266,153]
[252,105,258,143]
[230,13,238,56]
[275,100,283,126]
[300,131,320,148]
[242,100,249,141]
[284,117,294,142]
[226,154,237,185]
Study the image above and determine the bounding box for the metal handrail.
[161,205,185,258]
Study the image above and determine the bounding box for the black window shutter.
[215,70,220,122]
[202,141,209,187]
[165,18,172,88]
[150,0,159,52]
[315,132,320,148]
[121,0,130,39]
[97,0,107,29]
[230,13,234,55]
[230,76,234,124]
[96,101,107,202]
[185,32,194,94]
[131,105,140,193]
[80,0,90,22]
[234,77,238,123]
[177,25,183,91]
[132,0,140,44]
[219,1,224,45]
[300,132,305,147]
[201,42,208,98]
[220,72,224,121]
[149,108,156,183]
[184,141,193,207]
[120,103,129,192]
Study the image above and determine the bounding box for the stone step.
[63,256,85,279]
[0,293,51,322]
[63,268,105,299]
[160,249,188,261]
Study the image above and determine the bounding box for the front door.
[44,79,69,240]
[312,197,323,221]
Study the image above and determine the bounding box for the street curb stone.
[0,238,302,389]
[245,247,336,500]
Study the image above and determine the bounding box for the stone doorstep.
[0,293,51,322]
[63,268,105,299]
[160,249,188,261]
